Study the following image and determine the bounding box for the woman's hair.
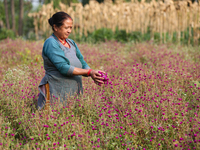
[48,11,72,31]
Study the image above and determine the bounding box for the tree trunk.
[18,0,24,36]
[4,0,10,29]
[11,0,15,33]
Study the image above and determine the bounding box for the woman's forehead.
[63,19,73,25]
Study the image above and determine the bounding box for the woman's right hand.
[90,70,105,85]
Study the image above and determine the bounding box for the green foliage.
[129,31,142,42]
[23,16,34,39]
[23,1,34,38]
[0,28,15,40]
[92,28,114,42]
[142,27,151,41]
[44,0,79,7]
[114,28,128,42]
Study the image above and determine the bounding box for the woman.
[38,11,105,110]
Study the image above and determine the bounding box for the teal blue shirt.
[42,34,90,76]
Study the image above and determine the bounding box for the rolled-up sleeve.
[43,38,75,76]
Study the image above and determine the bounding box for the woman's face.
[53,19,73,39]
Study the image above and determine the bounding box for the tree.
[18,0,24,36]
[11,0,15,32]
[3,0,10,29]
[0,0,34,39]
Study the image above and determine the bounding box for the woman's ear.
[53,25,57,31]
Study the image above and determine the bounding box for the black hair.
[48,11,73,31]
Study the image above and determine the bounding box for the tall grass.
[0,38,200,149]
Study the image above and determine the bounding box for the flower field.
[0,38,200,149]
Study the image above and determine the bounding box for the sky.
[31,0,41,10]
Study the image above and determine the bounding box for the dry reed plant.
[28,0,200,44]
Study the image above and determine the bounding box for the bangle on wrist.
[87,69,92,76]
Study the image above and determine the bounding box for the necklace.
[59,39,66,45]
